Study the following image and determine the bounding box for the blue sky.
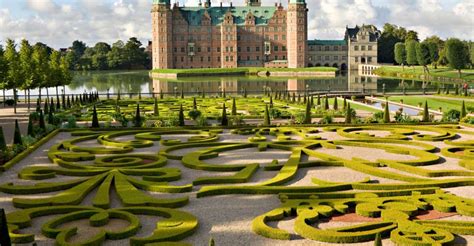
[1,0,473,49]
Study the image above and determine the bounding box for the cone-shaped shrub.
[223,89,226,98]
[269,96,273,108]
[36,98,41,112]
[91,105,99,128]
[160,91,163,99]
[67,96,71,109]
[154,98,159,116]
[62,94,66,109]
[27,114,34,137]
[232,98,237,116]
[13,120,22,146]
[292,93,296,103]
[345,103,352,124]
[297,94,301,103]
[422,101,430,122]
[310,96,314,107]
[221,103,228,126]
[193,97,197,110]
[39,110,46,131]
[134,104,142,127]
[333,97,338,111]
[117,91,121,100]
[317,94,321,106]
[383,100,391,123]
[263,104,271,126]
[437,87,441,94]
[56,96,60,110]
[44,98,49,115]
[324,96,329,110]
[179,104,185,126]
[461,100,467,118]
[0,127,7,151]
[181,89,184,99]
[374,232,382,246]
[303,95,307,104]
[209,238,215,246]
[304,100,312,124]
[47,109,54,125]
[243,88,247,98]
[343,97,347,110]
[50,98,55,113]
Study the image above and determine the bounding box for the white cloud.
[0,0,472,49]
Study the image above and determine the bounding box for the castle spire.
[246,0,262,7]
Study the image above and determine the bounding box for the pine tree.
[422,101,430,122]
[154,98,159,116]
[263,104,271,126]
[134,104,142,127]
[221,103,228,126]
[62,94,66,110]
[232,98,237,116]
[345,103,352,124]
[461,100,467,118]
[13,120,22,145]
[27,114,34,137]
[91,105,99,128]
[333,97,338,111]
[193,97,197,110]
[0,127,7,151]
[304,100,312,124]
[178,104,185,126]
[39,110,46,131]
[324,96,329,110]
[383,101,391,123]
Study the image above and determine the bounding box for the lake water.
[5,70,465,98]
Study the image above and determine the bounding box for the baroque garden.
[0,0,474,246]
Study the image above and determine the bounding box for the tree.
[193,97,197,110]
[32,45,50,100]
[345,103,352,124]
[124,37,147,69]
[461,101,467,118]
[324,96,329,110]
[422,101,430,122]
[446,38,470,78]
[0,45,7,107]
[134,104,142,127]
[19,39,34,111]
[416,42,431,74]
[13,119,23,146]
[263,104,271,126]
[178,104,185,126]
[27,114,34,137]
[49,51,63,110]
[154,97,159,116]
[108,41,126,69]
[394,42,406,69]
[221,103,228,126]
[71,40,87,57]
[317,94,321,106]
[383,101,391,123]
[91,105,99,128]
[232,98,237,116]
[4,39,22,114]
[60,55,73,94]
[39,110,46,131]
[333,97,338,111]
[405,40,418,67]
[406,30,419,41]
[304,100,312,124]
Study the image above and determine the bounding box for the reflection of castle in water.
[152,72,379,95]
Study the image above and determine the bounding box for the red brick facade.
[151,0,308,69]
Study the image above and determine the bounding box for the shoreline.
[150,67,338,78]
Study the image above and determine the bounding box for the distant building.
[151,0,379,70]
[151,0,307,69]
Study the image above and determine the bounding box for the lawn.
[375,66,474,82]
[382,95,474,113]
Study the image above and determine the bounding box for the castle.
[151,0,380,70]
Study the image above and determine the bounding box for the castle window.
[226,47,229,52]
[218,57,221,62]
[208,47,211,52]
[274,55,278,60]
[274,27,278,32]
[368,57,373,63]
[256,56,260,60]
[354,46,359,51]
[334,46,339,51]
[282,55,286,60]
[190,57,193,62]
[274,46,278,51]
[282,46,286,51]
[174,48,177,52]
[230,56,234,61]
[325,56,329,61]
[181,57,184,62]
[247,56,250,61]
[238,47,241,52]
[208,57,211,61]
[247,47,251,52]
[325,46,329,51]
[201,57,204,62]
[238,56,241,61]
[274,35,278,41]
[368,45,373,51]
[181,47,185,52]
[282,35,286,40]
[226,56,229,62]
[361,46,366,51]
[230,47,234,52]
[217,47,221,52]
[334,56,338,60]
[198,47,201,52]
[355,57,359,62]
[256,46,260,52]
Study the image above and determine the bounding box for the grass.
[151,67,338,76]
[381,96,474,113]
[374,66,474,82]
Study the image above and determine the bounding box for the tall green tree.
[49,50,63,110]
[19,39,34,111]
[32,45,50,100]
[416,42,431,74]
[445,38,470,78]
[4,39,22,113]
[394,42,406,69]
[405,40,418,67]
[0,45,7,107]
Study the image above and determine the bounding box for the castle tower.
[151,0,173,69]
[287,0,308,68]
[245,0,261,7]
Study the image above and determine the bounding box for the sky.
[0,0,473,49]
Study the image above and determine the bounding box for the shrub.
[263,104,271,126]
[13,120,23,146]
[179,104,185,126]
[0,127,6,151]
[164,115,180,127]
[230,115,245,126]
[269,108,282,119]
[65,116,77,129]
[319,114,333,124]
[195,116,209,127]
[188,109,202,120]
[221,103,228,126]
[91,105,99,128]
[442,109,461,122]
[134,104,142,127]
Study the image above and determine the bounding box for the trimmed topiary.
[345,103,352,124]
[39,110,46,131]
[232,97,237,116]
[461,100,467,118]
[304,100,312,124]
[154,97,159,116]
[263,104,271,126]
[179,104,185,126]
[383,101,390,123]
[221,103,228,126]
[13,119,23,146]
[422,101,430,122]
[27,114,34,137]
[193,97,197,110]
[0,127,6,151]
[92,105,100,128]
[374,232,382,246]
[317,94,321,106]
[324,96,329,111]
[134,104,142,127]
[333,97,338,111]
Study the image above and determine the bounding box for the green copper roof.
[178,6,277,26]
[308,40,347,45]
[289,0,305,4]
